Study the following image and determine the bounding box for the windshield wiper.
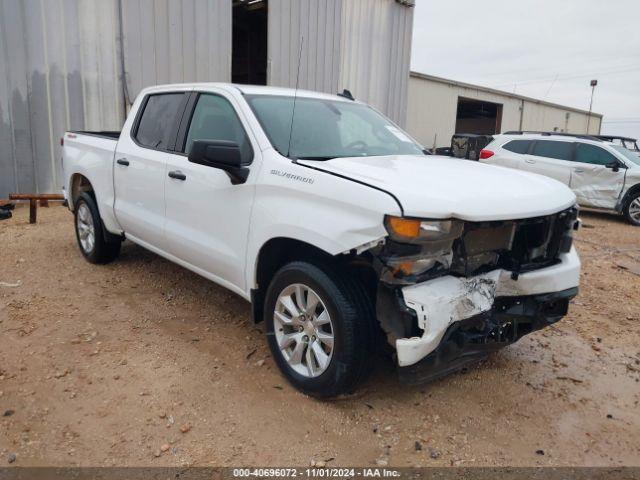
[296,156,337,161]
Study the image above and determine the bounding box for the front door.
[163,91,257,293]
[114,92,189,247]
[570,143,625,209]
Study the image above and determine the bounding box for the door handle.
[525,159,535,164]
[574,168,584,173]
[168,170,186,181]
[116,158,129,166]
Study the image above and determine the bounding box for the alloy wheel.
[76,202,96,253]
[629,198,640,223]
[273,283,335,378]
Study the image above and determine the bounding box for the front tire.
[624,192,640,226]
[264,261,375,398]
[74,192,121,264]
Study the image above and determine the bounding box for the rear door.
[114,92,189,248]
[493,139,533,169]
[570,143,625,209]
[522,140,573,185]
[163,90,257,292]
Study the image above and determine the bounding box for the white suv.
[480,132,640,225]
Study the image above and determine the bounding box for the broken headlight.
[384,216,463,244]
[382,216,464,280]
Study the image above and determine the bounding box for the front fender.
[244,156,401,291]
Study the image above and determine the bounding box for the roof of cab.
[138,82,355,102]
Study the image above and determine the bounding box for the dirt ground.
[1,204,639,467]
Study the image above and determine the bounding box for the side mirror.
[605,161,622,172]
[188,140,249,184]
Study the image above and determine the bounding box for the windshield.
[612,144,640,166]
[246,95,424,160]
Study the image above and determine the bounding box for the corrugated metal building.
[406,72,603,150]
[0,0,415,199]
[0,0,125,199]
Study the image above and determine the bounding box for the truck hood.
[298,155,576,221]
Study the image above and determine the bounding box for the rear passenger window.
[503,140,531,154]
[135,93,185,149]
[531,140,573,161]
[574,144,617,166]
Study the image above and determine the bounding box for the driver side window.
[574,144,617,166]
[183,94,253,165]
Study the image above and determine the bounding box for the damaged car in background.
[480,132,640,225]
[62,83,581,397]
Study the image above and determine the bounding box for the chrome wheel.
[273,283,334,378]
[629,198,640,223]
[76,202,96,253]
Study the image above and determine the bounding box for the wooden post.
[29,199,37,224]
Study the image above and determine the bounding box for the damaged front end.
[368,207,580,383]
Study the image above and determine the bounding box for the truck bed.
[63,130,121,234]
[68,130,121,140]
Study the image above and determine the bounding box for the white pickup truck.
[62,83,581,397]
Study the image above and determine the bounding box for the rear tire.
[74,192,121,264]
[264,260,375,398]
[624,192,640,226]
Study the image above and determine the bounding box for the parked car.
[480,132,640,225]
[62,84,580,397]
[450,133,494,160]
[595,135,640,157]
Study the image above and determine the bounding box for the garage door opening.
[232,0,268,85]
[455,97,503,135]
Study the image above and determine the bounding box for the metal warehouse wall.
[340,0,413,126]
[0,0,413,199]
[121,0,232,102]
[267,0,343,94]
[268,0,414,126]
[0,0,124,198]
[406,73,602,149]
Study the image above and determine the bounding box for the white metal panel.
[0,0,233,198]
[267,0,343,94]
[406,77,460,149]
[120,0,232,103]
[340,0,414,125]
[1,0,413,198]
[521,102,601,135]
[0,0,123,198]
[1,0,35,195]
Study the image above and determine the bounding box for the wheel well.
[620,183,640,212]
[251,237,377,323]
[70,174,95,210]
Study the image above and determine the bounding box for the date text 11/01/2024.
[232,468,401,477]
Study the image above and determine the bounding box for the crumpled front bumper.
[394,246,580,374]
[397,286,578,384]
